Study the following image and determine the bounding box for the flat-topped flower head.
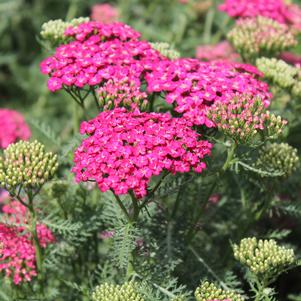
[72,108,212,198]
[228,17,297,62]
[255,143,299,177]
[207,95,287,145]
[146,59,271,126]
[0,109,31,149]
[195,281,245,301]
[219,0,299,26]
[233,237,296,277]
[40,21,164,98]
[0,196,54,284]
[40,17,89,47]
[256,57,301,96]
[64,21,141,42]
[0,140,58,192]
[91,282,144,301]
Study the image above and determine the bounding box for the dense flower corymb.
[91,282,144,301]
[255,143,299,177]
[195,281,244,301]
[0,197,55,284]
[219,0,300,26]
[256,57,301,96]
[72,108,212,198]
[233,237,295,276]
[146,59,272,126]
[40,21,163,94]
[0,140,58,192]
[0,109,31,149]
[228,17,297,62]
[207,95,287,145]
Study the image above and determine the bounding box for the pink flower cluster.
[0,109,31,149]
[91,3,119,24]
[40,22,163,93]
[0,195,55,284]
[219,0,301,28]
[145,59,272,126]
[72,108,212,198]
[196,41,239,62]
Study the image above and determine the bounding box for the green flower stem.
[112,191,131,222]
[185,143,237,243]
[91,87,101,111]
[65,0,78,21]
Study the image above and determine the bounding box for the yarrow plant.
[0,109,31,149]
[5,1,301,299]
[227,17,297,62]
[72,108,212,198]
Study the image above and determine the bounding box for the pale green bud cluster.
[150,42,180,60]
[40,17,89,47]
[255,143,299,177]
[207,95,287,145]
[256,58,301,96]
[233,237,295,277]
[91,282,144,301]
[195,281,245,301]
[228,17,297,62]
[0,140,58,191]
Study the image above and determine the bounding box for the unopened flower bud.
[0,140,59,193]
[150,42,180,60]
[255,143,299,177]
[228,17,297,62]
[91,282,144,301]
[233,237,295,277]
[40,17,90,47]
[195,281,244,301]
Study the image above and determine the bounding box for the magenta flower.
[0,198,55,284]
[145,59,272,126]
[219,0,299,26]
[40,21,164,94]
[0,109,31,149]
[72,108,212,198]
